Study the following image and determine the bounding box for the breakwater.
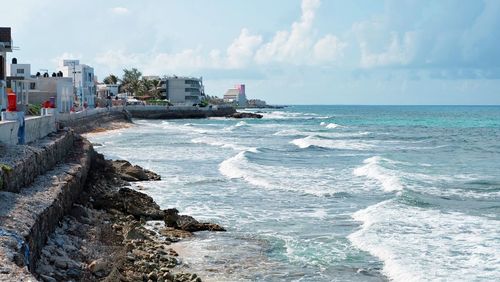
[126,105,235,119]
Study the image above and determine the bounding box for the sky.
[3,0,500,105]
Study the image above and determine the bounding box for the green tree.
[121,68,142,96]
[103,74,119,85]
[149,79,163,99]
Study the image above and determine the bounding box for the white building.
[0,27,13,112]
[8,58,31,79]
[59,59,96,108]
[160,76,204,105]
[96,84,119,99]
[5,58,73,113]
[223,84,247,107]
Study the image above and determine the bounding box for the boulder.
[88,258,108,274]
[112,160,161,181]
[226,112,263,119]
[93,188,164,220]
[163,209,226,232]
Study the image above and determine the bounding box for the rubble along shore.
[35,153,225,282]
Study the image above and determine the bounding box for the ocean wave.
[219,149,364,197]
[320,122,341,129]
[224,121,249,131]
[260,111,330,120]
[291,136,376,151]
[191,137,248,151]
[218,149,272,188]
[273,129,307,136]
[349,200,500,282]
[353,156,403,192]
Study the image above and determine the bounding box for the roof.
[223,89,239,98]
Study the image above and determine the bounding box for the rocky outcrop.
[112,160,161,182]
[93,187,164,220]
[164,208,226,232]
[226,112,263,119]
[33,152,218,282]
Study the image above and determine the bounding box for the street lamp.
[67,61,81,109]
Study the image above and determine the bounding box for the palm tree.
[149,79,163,99]
[121,68,142,96]
[103,74,119,85]
[138,77,152,97]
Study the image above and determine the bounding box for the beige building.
[223,84,247,106]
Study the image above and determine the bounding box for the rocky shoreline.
[34,151,225,282]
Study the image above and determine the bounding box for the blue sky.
[3,0,500,104]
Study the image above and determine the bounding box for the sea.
[86,105,500,282]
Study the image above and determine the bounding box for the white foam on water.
[218,149,272,188]
[223,121,249,131]
[320,122,341,129]
[191,136,248,151]
[353,156,403,192]
[349,200,500,282]
[273,129,307,136]
[260,111,329,120]
[218,149,364,197]
[291,136,376,151]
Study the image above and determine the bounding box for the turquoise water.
[87,106,500,281]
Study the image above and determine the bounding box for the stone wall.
[0,133,95,280]
[0,130,75,193]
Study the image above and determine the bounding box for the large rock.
[112,160,161,181]
[93,188,164,220]
[226,112,263,119]
[164,209,226,232]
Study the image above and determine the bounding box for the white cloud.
[360,31,416,68]
[111,7,129,15]
[255,0,320,64]
[94,0,346,76]
[226,28,263,68]
[313,34,347,62]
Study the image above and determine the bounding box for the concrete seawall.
[57,108,131,134]
[127,105,236,119]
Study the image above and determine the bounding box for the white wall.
[8,63,31,79]
[24,115,56,144]
[0,115,56,145]
[0,120,18,145]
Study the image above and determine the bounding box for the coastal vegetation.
[103,68,164,99]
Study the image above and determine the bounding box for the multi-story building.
[0,27,13,112]
[160,76,204,105]
[223,84,247,107]
[59,60,96,108]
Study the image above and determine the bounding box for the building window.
[17,68,24,74]
[30,82,36,89]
